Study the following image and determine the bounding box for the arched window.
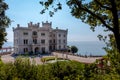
[33,31,37,35]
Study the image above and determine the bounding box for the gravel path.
[1,54,15,63]
[1,52,102,64]
[1,54,43,64]
[52,52,102,63]
[1,54,55,65]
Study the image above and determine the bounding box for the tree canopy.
[39,0,120,53]
[71,46,78,53]
[0,0,10,48]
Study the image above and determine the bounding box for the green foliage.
[104,34,120,75]
[0,0,11,48]
[71,46,78,53]
[41,56,64,62]
[0,57,120,80]
[39,0,120,78]
[39,0,120,52]
[41,56,56,62]
[0,58,86,80]
[48,61,85,80]
[40,0,62,17]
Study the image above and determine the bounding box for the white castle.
[13,21,68,54]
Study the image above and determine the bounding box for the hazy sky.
[5,0,106,42]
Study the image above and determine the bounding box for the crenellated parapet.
[42,21,52,28]
[28,22,40,28]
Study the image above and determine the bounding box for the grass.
[16,54,37,58]
[41,56,65,62]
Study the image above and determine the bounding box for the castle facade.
[13,21,68,54]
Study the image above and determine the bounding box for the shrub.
[71,46,78,54]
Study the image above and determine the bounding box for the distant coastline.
[3,41,106,56]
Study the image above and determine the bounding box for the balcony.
[32,35,38,38]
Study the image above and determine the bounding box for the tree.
[104,34,120,74]
[39,0,120,53]
[0,0,10,48]
[71,46,78,54]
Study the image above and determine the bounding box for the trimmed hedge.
[41,56,64,62]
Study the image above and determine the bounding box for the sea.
[68,41,106,56]
[3,41,106,56]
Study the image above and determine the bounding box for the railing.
[0,47,14,55]
[32,35,38,38]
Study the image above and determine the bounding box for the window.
[59,45,61,49]
[41,47,45,53]
[26,40,28,44]
[41,33,45,36]
[64,45,66,48]
[23,40,25,44]
[53,45,55,50]
[24,48,28,53]
[59,34,61,37]
[53,34,55,37]
[16,48,18,52]
[41,39,45,44]
[23,39,28,44]
[53,39,55,43]
[17,39,18,44]
[63,40,66,43]
[33,31,37,35]
[49,46,52,51]
[64,35,66,37]
[59,39,61,44]
[23,32,28,35]
[15,39,18,44]
[49,40,52,43]
[33,39,37,44]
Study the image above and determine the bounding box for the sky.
[5,0,106,42]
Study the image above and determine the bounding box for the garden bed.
[41,56,68,63]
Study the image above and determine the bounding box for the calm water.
[68,41,106,56]
[3,41,106,56]
[3,42,13,47]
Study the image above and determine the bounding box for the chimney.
[17,24,20,27]
[56,27,58,29]
[30,22,32,26]
[37,23,40,27]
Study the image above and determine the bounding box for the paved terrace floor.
[1,52,102,64]
[52,52,102,64]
